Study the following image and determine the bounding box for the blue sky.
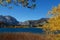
[0,0,60,22]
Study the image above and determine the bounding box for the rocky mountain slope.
[0,15,49,27]
[0,15,19,26]
[19,18,49,27]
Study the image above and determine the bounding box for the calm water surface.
[0,28,45,34]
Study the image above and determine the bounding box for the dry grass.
[0,32,60,40]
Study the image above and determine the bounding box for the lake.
[0,28,45,34]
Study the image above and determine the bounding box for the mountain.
[4,16,19,25]
[19,18,49,27]
[0,15,7,23]
[0,15,49,28]
[0,15,19,26]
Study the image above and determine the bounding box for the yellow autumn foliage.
[43,4,60,32]
[0,0,2,3]
[6,0,11,3]
[0,0,36,9]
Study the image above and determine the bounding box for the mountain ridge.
[0,15,49,28]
